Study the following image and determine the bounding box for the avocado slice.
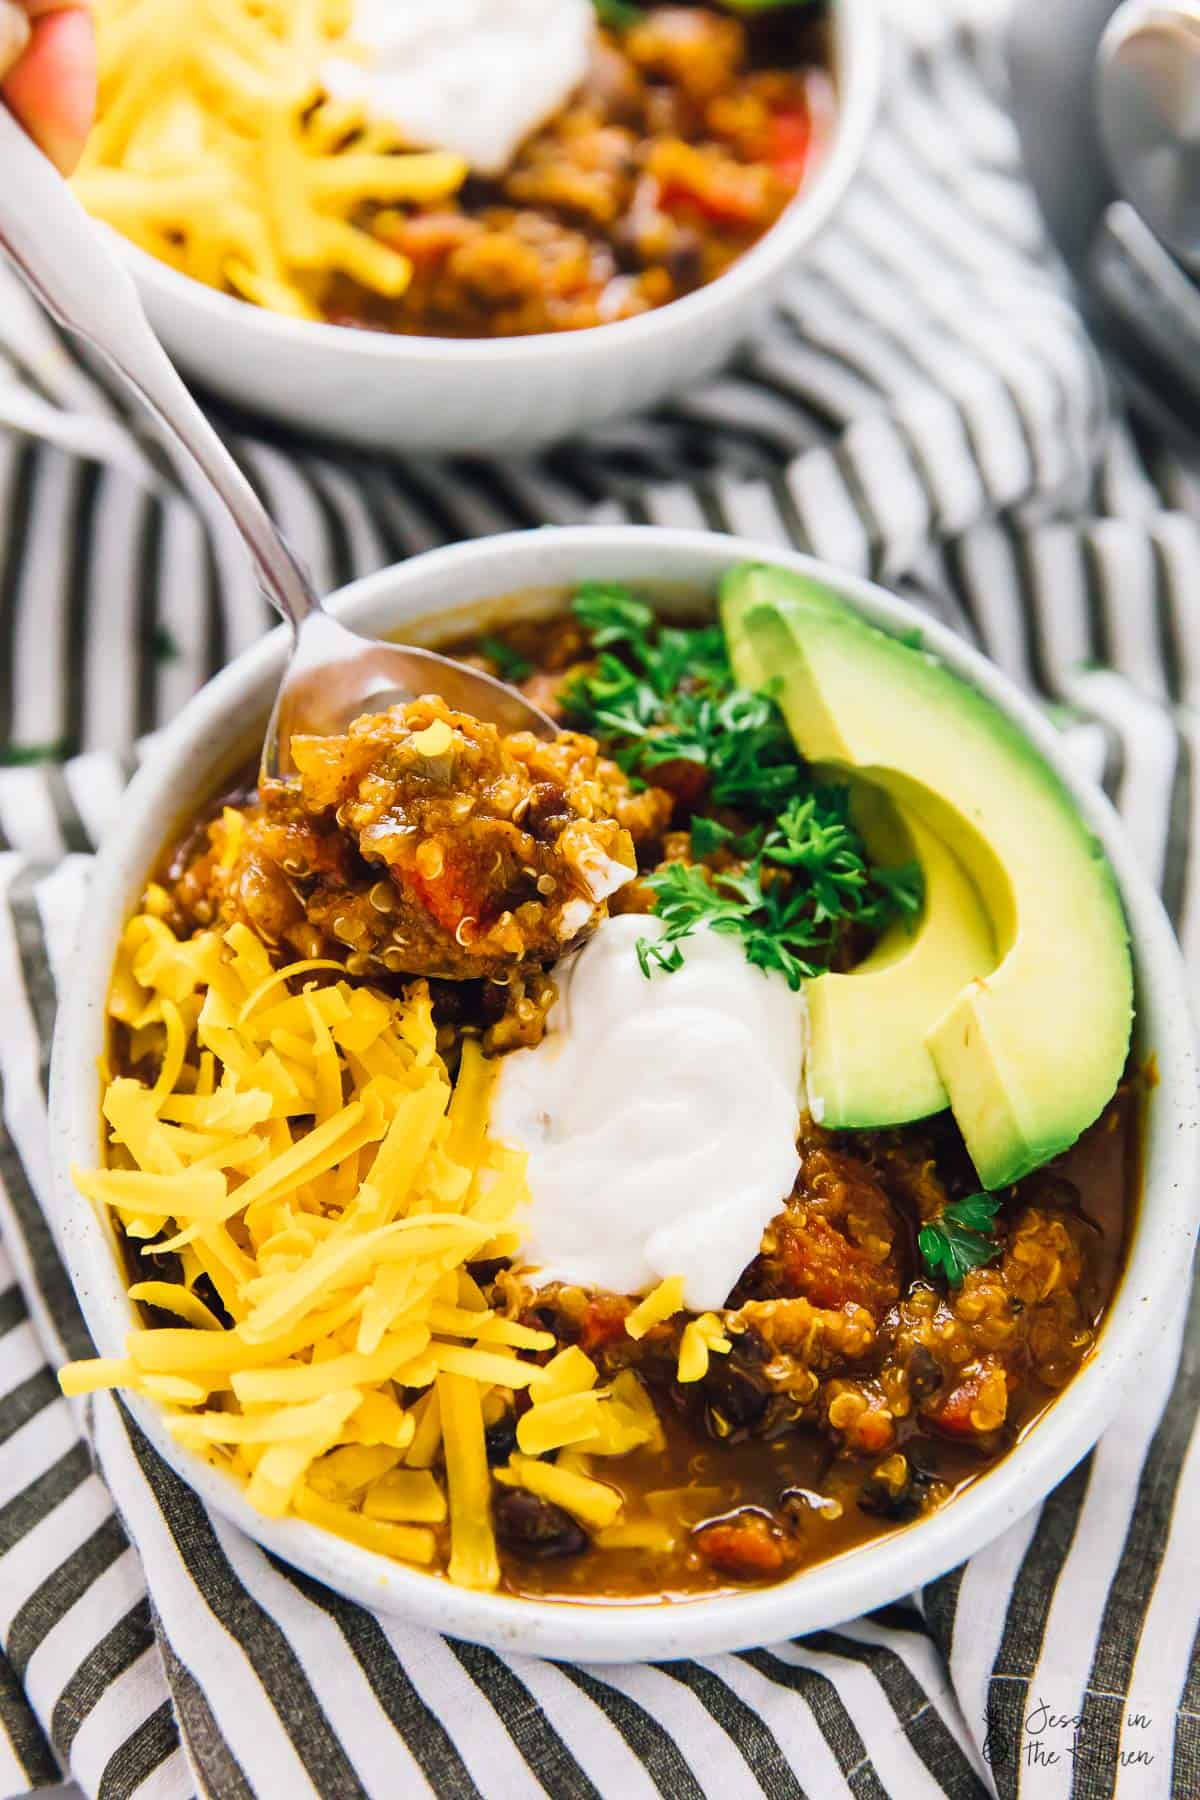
[807,786,996,1129]
[721,564,1133,1188]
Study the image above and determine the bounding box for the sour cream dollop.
[490,915,807,1313]
[323,0,596,177]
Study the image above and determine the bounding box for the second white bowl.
[113,1,881,455]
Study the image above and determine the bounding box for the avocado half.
[721,565,1134,1189]
[808,790,996,1130]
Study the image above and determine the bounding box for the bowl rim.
[49,524,1200,1664]
[112,0,883,371]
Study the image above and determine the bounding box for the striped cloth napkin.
[0,4,1197,1796]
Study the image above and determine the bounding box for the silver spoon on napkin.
[1097,1,1200,268]
[0,108,556,778]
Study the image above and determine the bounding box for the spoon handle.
[0,108,320,632]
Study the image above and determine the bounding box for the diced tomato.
[659,172,763,228]
[929,1374,985,1439]
[695,1512,786,1579]
[519,670,568,722]
[927,1356,1013,1439]
[579,1294,632,1354]
[775,1214,896,1316]
[769,107,812,187]
[854,1409,896,1456]
[651,144,769,228]
[401,855,481,936]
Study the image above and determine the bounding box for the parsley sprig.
[637,859,830,988]
[561,586,730,777]
[918,1195,1003,1287]
[763,792,922,933]
[561,586,802,808]
[637,791,921,990]
[565,584,922,991]
[646,688,808,812]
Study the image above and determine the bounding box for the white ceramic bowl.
[50,526,1199,1662]
[112,2,881,455]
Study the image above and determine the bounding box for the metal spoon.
[1097,0,1200,269]
[0,109,556,779]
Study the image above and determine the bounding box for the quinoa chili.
[326,4,835,338]
[111,588,1138,1602]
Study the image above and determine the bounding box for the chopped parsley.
[560,585,731,778]
[636,801,921,992]
[918,1195,1003,1287]
[562,584,922,989]
[762,791,922,934]
[560,586,800,806]
[480,636,533,685]
[689,815,737,859]
[637,858,835,989]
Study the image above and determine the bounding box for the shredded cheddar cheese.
[438,1371,498,1592]
[77,0,469,321]
[59,910,533,1587]
[538,1345,598,1400]
[624,1275,686,1340]
[294,1487,438,1565]
[494,1456,622,1532]
[360,1468,447,1524]
[513,1361,663,1463]
[515,1391,603,1457]
[594,1519,678,1553]
[676,1314,732,1385]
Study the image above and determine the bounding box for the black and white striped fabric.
[0,2,1197,1795]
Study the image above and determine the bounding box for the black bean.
[1033,1174,1083,1212]
[468,1257,512,1286]
[702,1359,770,1435]
[730,1326,770,1365]
[522,782,570,834]
[665,231,703,290]
[493,1488,588,1559]
[141,1244,184,1283]
[907,1344,944,1404]
[484,1416,518,1466]
[857,1457,933,1523]
[192,1274,233,1330]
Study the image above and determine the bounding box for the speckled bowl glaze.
[49,526,1200,1661]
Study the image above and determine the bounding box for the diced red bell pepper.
[769,107,813,187]
[660,176,763,227]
